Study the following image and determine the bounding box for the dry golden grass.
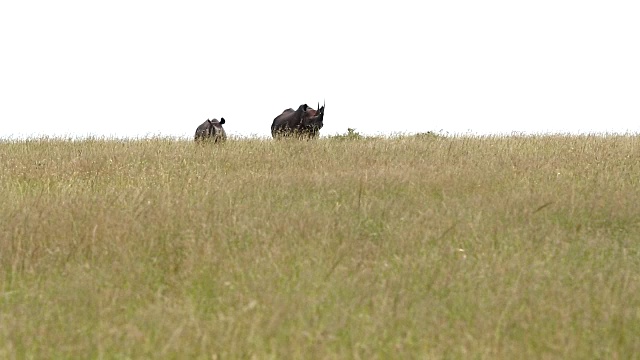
[1,134,639,358]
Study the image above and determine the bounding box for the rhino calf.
[195,118,227,142]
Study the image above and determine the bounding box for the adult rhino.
[194,118,227,142]
[271,103,325,138]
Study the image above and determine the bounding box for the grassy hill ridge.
[1,135,639,358]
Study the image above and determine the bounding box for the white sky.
[1,1,639,139]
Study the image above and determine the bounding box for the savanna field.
[1,134,639,359]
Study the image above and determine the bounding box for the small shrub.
[329,128,364,140]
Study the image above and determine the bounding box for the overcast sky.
[1,1,639,139]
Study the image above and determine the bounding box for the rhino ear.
[220,117,225,125]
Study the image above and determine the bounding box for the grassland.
[1,134,639,359]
